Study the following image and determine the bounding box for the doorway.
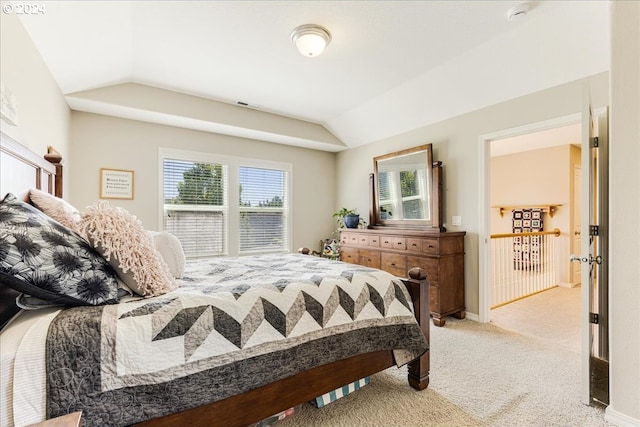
[484,118,582,351]
[479,112,582,324]
[479,107,610,407]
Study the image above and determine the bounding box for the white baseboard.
[464,312,480,322]
[558,281,578,288]
[605,406,640,426]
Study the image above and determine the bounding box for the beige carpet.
[490,286,582,353]
[281,315,610,427]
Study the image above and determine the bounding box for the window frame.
[159,148,293,258]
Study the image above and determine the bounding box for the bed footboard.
[402,267,430,390]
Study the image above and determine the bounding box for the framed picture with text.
[100,168,134,199]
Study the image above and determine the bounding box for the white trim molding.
[605,406,640,427]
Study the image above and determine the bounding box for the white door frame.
[572,164,582,287]
[478,113,581,323]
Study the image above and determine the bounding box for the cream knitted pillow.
[78,201,178,297]
[29,188,81,230]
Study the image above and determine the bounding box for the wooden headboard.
[0,132,64,328]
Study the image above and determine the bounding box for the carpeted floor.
[281,290,610,427]
[490,286,582,353]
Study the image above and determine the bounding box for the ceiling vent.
[507,3,530,21]
[236,101,261,109]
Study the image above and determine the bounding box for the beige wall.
[490,145,577,285]
[491,145,572,233]
[607,1,640,424]
[0,14,71,193]
[336,72,609,318]
[69,112,337,253]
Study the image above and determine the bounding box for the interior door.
[578,88,609,406]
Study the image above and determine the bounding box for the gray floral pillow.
[0,193,120,306]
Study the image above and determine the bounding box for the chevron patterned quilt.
[45,253,428,425]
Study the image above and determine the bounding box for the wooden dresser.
[339,228,465,326]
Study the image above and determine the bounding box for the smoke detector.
[507,3,530,21]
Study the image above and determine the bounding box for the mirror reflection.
[373,144,434,227]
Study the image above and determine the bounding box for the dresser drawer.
[356,234,369,246]
[393,237,407,251]
[422,238,439,255]
[340,247,358,264]
[340,232,351,246]
[359,249,381,269]
[406,255,439,283]
[367,235,381,247]
[348,234,359,245]
[407,238,422,253]
[380,235,395,249]
[381,252,407,277]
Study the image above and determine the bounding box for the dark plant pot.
[343,214,360,228]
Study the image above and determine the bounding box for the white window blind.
[163,159,227,258]
[160,149,291,258]
[378,171,398,219]
[238,166,288,254]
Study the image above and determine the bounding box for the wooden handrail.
[490,228,561,239]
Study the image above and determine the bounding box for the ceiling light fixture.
[291,24,331,58]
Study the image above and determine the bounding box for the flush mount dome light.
[291,24,331,57]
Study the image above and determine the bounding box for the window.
[160,148,291,258]
[239,166,288,253]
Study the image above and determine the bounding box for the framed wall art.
[100,168,134,199]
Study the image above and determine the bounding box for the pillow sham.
[77,201,178,297]
[28,188,81,231]
[0,193,120,306]
[149,231,186,278]
[16,286,132,310]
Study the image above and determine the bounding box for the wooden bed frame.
[0,132,430,427]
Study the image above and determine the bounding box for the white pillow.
[28,188,81,230]
[149,231,186,278]
[77,201,178,297]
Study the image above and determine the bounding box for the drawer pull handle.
[428,245,434,248]
[391,263,396,266]
[397,242,402,245]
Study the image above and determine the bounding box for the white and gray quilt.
[45,254,428,425]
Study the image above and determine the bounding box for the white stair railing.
[490,228,561,308]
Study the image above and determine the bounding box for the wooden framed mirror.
[370,144,444,231]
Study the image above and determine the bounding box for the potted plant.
[333,208,366,229]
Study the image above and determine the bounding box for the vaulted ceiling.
[16,1,609,151]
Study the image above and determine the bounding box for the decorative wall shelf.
[493,204,562,218]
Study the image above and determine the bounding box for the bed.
[0,132,430,427]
